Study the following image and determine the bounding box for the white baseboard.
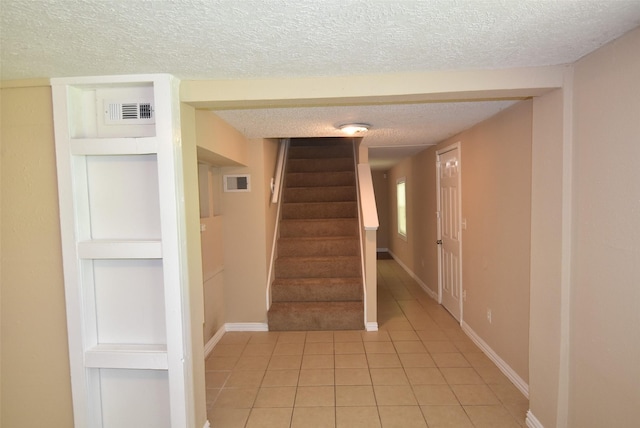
[202,420,211,428]
[204,325,226,358]
[225,322,269,332]
[376,247,389,252]
[366,322,379,331]
[387,250,438,301]
[526,410,544,428]
[461,321,529,398]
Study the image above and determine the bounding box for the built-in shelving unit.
[52,74,192,428]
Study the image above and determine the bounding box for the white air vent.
[223,174,251,192]
[104,100,155,125]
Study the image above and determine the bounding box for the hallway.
[205,258,528,427]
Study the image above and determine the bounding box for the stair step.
[268,301,364,331]
[281,202,357,220]
[271,278,363,302]
[286,171,355,188]
[287,158,354,173]
[275,256,361,278]
[288,145,354,159]
[278,236,359,257]
[283,186,356,203]
[280,218,358,237]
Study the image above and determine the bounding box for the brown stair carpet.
[268,138,364,331]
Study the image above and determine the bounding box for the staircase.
[268,138,364,331]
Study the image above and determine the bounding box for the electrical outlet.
[487,309,492,324]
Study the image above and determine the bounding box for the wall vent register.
[105,100,155,125]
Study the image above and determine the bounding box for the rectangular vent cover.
[105,101,155,125]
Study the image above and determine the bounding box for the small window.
[397,178,407,238]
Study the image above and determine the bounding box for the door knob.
[436,240,443,245]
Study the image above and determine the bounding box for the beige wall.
[569,26,640,428]
[388,100,532,384]
[1,86,74,426]
[371,170,390,250]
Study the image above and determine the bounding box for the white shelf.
[85,344,168,370]
[78,240,162,259]
[70,137,158,155]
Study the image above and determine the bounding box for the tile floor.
[205,258,528,427]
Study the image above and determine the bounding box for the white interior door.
[437,145,462,321]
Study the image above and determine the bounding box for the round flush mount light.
[338,123,371,135]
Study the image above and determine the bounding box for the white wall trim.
[526,410,544,428]
[387,250,438,301]
[225,322,269,332]
[202,420,211,428]
[366,322,379,331]
[376,247,389,253]
[461,321,529,398]
[203,325,226,358]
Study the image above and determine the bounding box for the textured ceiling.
[2,0,639,169]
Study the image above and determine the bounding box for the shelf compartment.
[85,344,168,369]
[78,240,162,259]
[70,137,158,155]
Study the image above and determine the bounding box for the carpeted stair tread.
[278,236,360,257]
[280,218,359,237]
[287,158,354,173]
[272,277,363,302]
[286,171,355,188]
[283,185,356,203]
[268,301,364,331]
[281,202,357,220]
[275,255,361,278]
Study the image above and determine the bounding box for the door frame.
[436,142,463,322]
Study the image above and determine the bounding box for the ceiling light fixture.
[339,123,371,135]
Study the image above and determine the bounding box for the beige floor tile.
[291,406,335,428]
[463,405,520,428]
[423,341,458,353]
[361,331,391,342]
[212,344,246,357]
[417,329,450,341]
[335,353,368,368]
[249,331,280,344]
[254,386,297,408]
[235,355,271,371]
[334,341,365,354]
[389,330,420,341]
[273,342,304,356]
[304,342,334,355]
[335,385,377,406]
[206,388,221,405]
[208,408,250,428]
[246,407,293,428]
[442,327,469,341]
[440,367,484,384]
[377,405,427,428]
[451,384,501,405]
[277,331,307,343]
[412,384,459,405]
[379,318,414,331]
[373,385,417,405]
[205,371,230,388]
[431,352,471,368]
[393,341,428,354]
[299,369,335,386]
[336,406,381,428]
[219,332,252,345]
[420,404,474,428]
[475,365,511,384]
[268,355,303,370]
[370,368,409,385]
[503,399,529,425]
[226,370,266,387]
[366,353,401,368]
[205,356,238,371]
[405,367,447,385]
[302,354,334,369]
[243,343,276,357]
[364,341,396,354]
[399,353,436,368]
[464,351,494,367]
[214,388,259,408]
[334,330,363,342]
[453,339,481,353]
[305,331,334,343]
[335,368,371,385]
[295,386,335,407]
[261,370,299,387]
[488,383,528,404]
